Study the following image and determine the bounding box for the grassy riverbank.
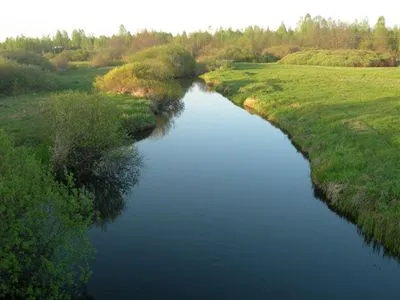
[0,63,158,297]
[203,63,400,255]
[0,65,156,146]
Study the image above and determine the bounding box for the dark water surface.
[88,83,400,299]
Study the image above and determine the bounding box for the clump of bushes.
[51,54,70,71]
[48,92,128,181]
[0,57,58,94]
[0,50,54,71]
[262,45,300,60]
[125,44,196,78]
[0,130,93,299]
[206,46,255,62]
[90,51,122,68]
[96,44,193,100]
[196,58,233,72]
[280,49,396,67]
[196,45,278,72]
[59,49,93,62]
[95,61,184,100]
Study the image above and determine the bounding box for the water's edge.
[205,81,398,260]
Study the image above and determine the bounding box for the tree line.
[1,15,399,60]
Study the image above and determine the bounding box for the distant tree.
[119,24,128,37]
[53,30,70,49]
[71,29,86,49]
[373,16,390,53]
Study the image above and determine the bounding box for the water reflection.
[148,79,194,139]
[85,146,143,228]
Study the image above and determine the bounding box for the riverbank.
[0,65,156,147]
[202,63,400,255]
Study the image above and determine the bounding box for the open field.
[203,63,400,254]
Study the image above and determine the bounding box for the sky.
[1,0,398,40]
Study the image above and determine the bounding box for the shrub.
[125,44,196,78]
[280,49,395,67]
[95,62,183,100]
[0,50,54,71]
[48,92,128,181]
[59,49,92,62]
[262,45,300,60]
[90,51,121,68]
[51,54,70,71]
[196,57,233,72]
[0,57,58,94]
[0,130,93,299]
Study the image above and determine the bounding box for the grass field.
[203,63,400,255]
[0,65,156,146]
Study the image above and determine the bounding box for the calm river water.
[87,82,400,299]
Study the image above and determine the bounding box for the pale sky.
[1,0,398,40]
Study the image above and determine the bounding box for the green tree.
[373,16,390,52]
[0,131,93,299]
[71,29,86,49]
[53,30,71,49]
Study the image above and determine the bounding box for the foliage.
[262,45,300,59]
[0,57,58,95]
[203,63,400,255]
[51,54,70,71]
[125,44,196,78]
[47,92,128,181]
[90,51,121,68]
[197,58,233,72]
[0,130,94,299]
[59,49,93,62]
[95,61,184,100]
[0,50,54,71]
[1,15,400,60]
[280,49,396,67]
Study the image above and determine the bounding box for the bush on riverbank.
[0,130,93,299]
[0,57,58,95]
[279,49,396,67]
[48,92,128,181]
[125,44,197,78]
[95,61,184,100]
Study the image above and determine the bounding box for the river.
[87,82,400,299]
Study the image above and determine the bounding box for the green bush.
[197,57,233,72]
[95,62,183,100]
[0,130,93,299]
[0,50,54,71]
[59,49,92,62]
[0,57,59,94]
[48,92,128,181]
[280,49,395,67]
[125,44,196,78]
[51,54,70,71]
[90,51,121,68]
